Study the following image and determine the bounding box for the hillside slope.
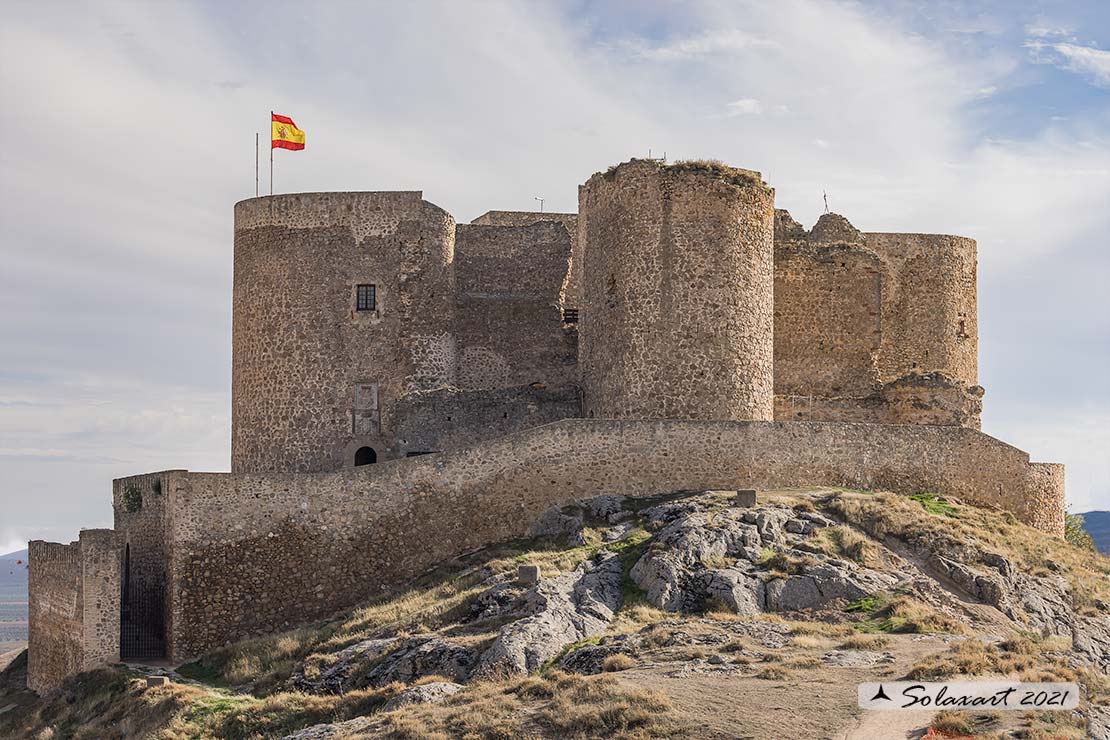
[2,488,1108,739]
[1082,511,1110,555]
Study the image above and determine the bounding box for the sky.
[1,0,1108,553]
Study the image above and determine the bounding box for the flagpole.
[255,133,259,197]
[269,111,274,196]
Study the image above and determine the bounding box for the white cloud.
[725,97,764,116]
[628,28,776,61]
[1025,38,1110,87]
[1024,25,1074,39]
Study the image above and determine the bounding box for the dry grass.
[907,637,1075,682]
[929,709,974,736]
[907,640,994,680]
[759,550,817,578]
[847,592,966,635]
[383,670,680,738]
[755,666,792,681]
[808,526,876,566]
[838,633,889,650]
[1017,709,1090,739]
[601,654,637,672]
[929,710,1002,737]
[641,625,674,648]
[787,620,854,638]
[790,634,835,649]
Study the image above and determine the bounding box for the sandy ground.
[616,631,952,739]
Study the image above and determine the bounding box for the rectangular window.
[356,284,377,311]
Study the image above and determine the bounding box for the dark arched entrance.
[354,446,377,466]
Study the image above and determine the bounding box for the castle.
[26,159,1064,693]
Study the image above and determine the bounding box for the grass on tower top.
[665,159,768,190]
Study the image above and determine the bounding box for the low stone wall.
[27,530,121,694]
[157,419,1063,660]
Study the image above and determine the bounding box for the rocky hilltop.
[2,488,1108,739]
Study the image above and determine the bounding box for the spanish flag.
[271,113,305,151]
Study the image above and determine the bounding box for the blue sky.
[1,0,1108,552]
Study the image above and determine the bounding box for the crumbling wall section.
[454,222,576,390]
[773,211,981,428]
[470,210,580,307]
[27,530,120,694]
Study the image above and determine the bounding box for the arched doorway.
[354,446,377,466]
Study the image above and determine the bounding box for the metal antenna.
[534,196,545,213]
[823,191,830,214]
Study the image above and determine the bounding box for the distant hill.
[0,547,28,655]
[1080,511,1110,555]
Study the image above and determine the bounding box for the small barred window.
[356,284,376,311]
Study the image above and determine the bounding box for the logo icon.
[870,685,891,701]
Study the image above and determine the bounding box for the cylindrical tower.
[231,191,455,474]
[579,160,775,421]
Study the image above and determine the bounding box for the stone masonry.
[26,157,1066,693]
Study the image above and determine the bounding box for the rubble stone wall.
[27,530,120,693]
[773,210,980,428]
[454,222,577,390]
[160,418,1063,660]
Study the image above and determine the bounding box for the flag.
[271,113,305,151]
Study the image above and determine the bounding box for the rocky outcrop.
[363,637,477,686]
[478,552,623,674]
[289,638,395,694]
[630,498,895,616]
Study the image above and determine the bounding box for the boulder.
[382,681,464,711]
[765,562,895,612]
[704,566,765,616]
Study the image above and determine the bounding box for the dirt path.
[836,708,933,739]
[617,632,948,739]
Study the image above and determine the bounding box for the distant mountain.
[1080,511,1110,555]
[0,550,27,562]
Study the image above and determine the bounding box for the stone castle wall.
[27,530,120,694]
[773,210,981,428]
[391,383,581,455]
[454,222,577,390]
[470,210,581,308]
[231,192,456,474]
[579,161,775,421]
[146,418,1061,660]
[112,471,177,654]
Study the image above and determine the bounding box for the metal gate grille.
[120,583,165,661]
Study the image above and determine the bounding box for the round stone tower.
[578,160,775,421]
[231,191,456,474]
